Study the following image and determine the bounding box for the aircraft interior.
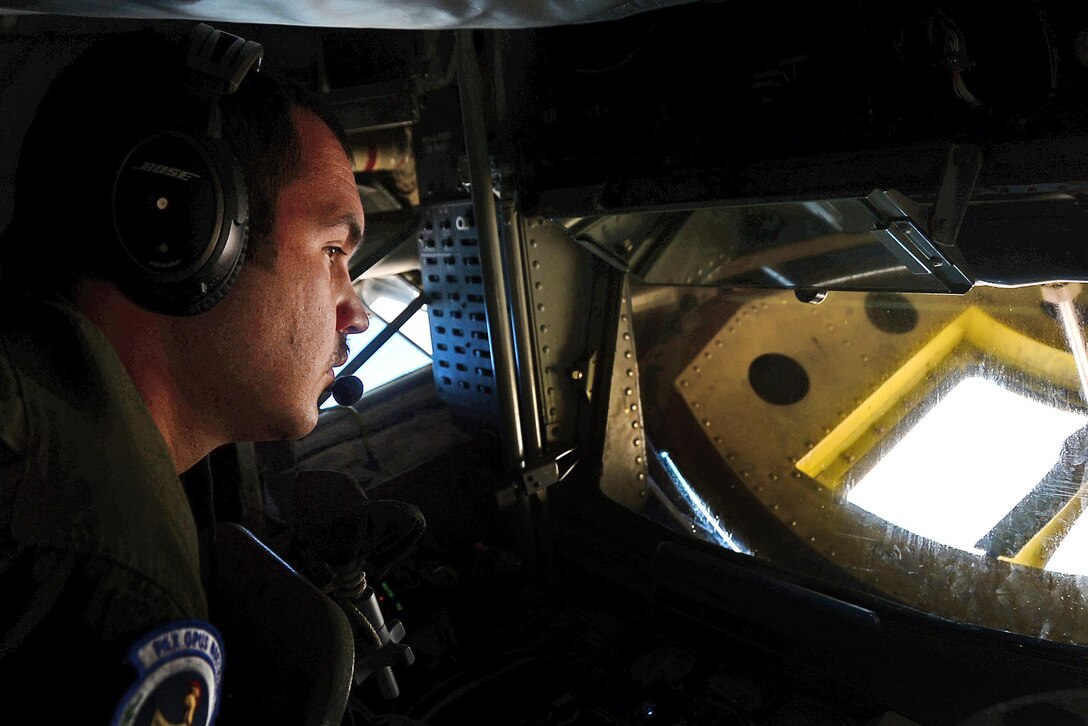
[6,2,1088,724]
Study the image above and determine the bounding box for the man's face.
[169,107,368,441]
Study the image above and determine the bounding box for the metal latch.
[867,189,972,293]
[518,447,579,496]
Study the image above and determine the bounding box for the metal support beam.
[456,29,526,472]
[502,202,545,463]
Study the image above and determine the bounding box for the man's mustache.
[330,334,349,368]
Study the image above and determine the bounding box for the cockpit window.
[632,281,1088,645]
[844,375,1085,558]
[321,275,431,409]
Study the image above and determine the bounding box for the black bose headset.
[110,24,263,316]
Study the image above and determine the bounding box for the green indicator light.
[395,602,404,612]
[383,582,395,597]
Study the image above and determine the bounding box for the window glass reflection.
[631,282,1088,646]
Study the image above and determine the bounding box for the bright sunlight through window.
[847,376,1088,553]
[368,294,432,355]
[320,287,433,410]
[1045,510,1088,576]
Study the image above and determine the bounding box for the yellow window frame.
[796,305,1085,568]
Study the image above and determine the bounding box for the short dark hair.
[1,27,351,290]
[219,61,353,264]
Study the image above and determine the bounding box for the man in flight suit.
[0,26,369,724]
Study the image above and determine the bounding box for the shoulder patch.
[111,621,224,726]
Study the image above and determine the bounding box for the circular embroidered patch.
[110,621,224,726]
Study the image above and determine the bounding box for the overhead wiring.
[928,7,1059,122]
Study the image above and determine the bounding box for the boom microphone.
[328,375,364,406]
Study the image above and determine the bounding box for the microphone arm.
[318,294,427,407]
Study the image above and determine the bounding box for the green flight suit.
[0,291,212,723]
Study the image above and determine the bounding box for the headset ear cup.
[178,221,248,316]
[112,132,248,316]
[103,25,263,316]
